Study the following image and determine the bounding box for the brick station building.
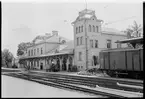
[19,9,127,71]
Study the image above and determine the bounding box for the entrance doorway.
[40,63,43,70]
[62,57,67,71]
[56,58,60,71]
[68,57,73,71]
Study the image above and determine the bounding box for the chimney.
[45,33,51,36]
[52,31,58,36]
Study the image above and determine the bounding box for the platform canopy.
[115,37,143,44]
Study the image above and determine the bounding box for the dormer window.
[61,40,66,44]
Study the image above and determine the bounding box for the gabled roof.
[101,27,126,36]
[60,40,74,50]
[26,33,71,49]
[51,40,74,53]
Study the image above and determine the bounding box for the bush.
[70,65,78,72]
[49,64,59,72]
[87,68,103,74]
[12,64,18,68]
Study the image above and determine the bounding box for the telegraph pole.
[84,0,88,70]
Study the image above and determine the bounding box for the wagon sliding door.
[110,51,126,70]
[104,52,109,69]
[127,50,141,71]
[140,49,143,71]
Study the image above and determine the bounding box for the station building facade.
[19,9,127,71]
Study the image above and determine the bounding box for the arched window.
[31,50,33,56]
[61,40,66,44]
[81,25,83,32]
[79,26,81,33]
[41,48,43,54]
[93,25,95,32]
[34,49,36,55]
[89,25,91,32]
[28,50,30,56]
[37,60,39,67]
[76,27,78,34]
[96,26,99,32]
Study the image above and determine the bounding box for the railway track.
[2,72,143,98]
[1,68,143,92]
[29,71,143,93]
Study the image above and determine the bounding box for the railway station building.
[19,9,127,71]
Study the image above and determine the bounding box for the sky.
[2,0,143,57]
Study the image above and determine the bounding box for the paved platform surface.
[2,75,101,98]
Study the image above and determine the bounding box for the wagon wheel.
[107,70,115,77]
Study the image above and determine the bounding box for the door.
[40,63,43,70]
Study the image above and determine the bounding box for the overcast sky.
[2,0,143,57]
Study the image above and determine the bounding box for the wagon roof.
[115,37,143,44]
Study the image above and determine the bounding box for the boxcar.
[99,48,143,79]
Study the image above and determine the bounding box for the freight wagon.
[99,37,143,79]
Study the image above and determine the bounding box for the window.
[28,50,30,56]
[79,26,81,33]
[31,61,33,66]
[26,49,27,53]
[37,48,39,54]
[34,61,36,67]
[117,43,121,48]
[89,25,91,32]
[90,40,93,48]
[107,40,111,48]
[41,48,43,54]
[93,25,95,32]
[95,40,98,48]
[34,49,36,55]
[76,27,78,34]
[79,52,82,61]
[77,37,79,46]
[96,26,99,32]
[81,25,83,32]
[37,61,39,67]
[31,50,33,56]
[80,36,83,45]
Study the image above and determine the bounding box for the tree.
[125,21,142,38]
[124,21,143,48]
[2,51,6,67]
[2,49,14,68]
[17,42,33,56]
